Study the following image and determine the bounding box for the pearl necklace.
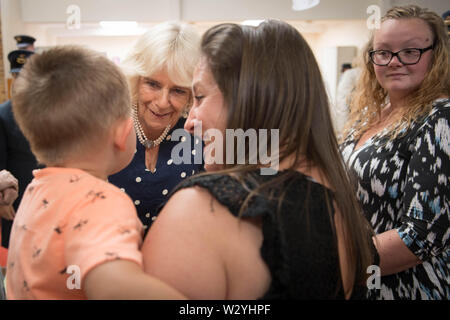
[132,103,171,149]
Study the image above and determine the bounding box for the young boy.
[6,45,184,300]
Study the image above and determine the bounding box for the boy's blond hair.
[12,45,131,165]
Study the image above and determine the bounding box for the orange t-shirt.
[6,167,143,299]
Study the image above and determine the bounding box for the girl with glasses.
[340,5,449,300]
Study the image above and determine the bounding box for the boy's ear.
[114,117,134,151]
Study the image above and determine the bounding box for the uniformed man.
[0,49,39,249]
[14,35,36,52]
[7,49,34,77]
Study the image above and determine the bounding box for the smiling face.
[185,58,227,171]
[372,18,434,101]
[137,69,190,138]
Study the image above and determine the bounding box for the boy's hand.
[83,260,186,300]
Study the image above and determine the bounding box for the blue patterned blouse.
[341,98,449,300]
[109,117,204,233]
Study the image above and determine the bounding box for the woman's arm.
[373,230,421,276]
[141,187,229,299]
[83,260,186,300]
[142,186,269,299]
[377,106,449,276]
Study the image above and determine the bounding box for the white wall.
[182,0,380,21]
[20,0,180,23]
[312,20,370,102]
[1,0,27,92]
[55,35,140,63]
[2,0,449,96]
[19,0,384,23]
[17,0,448,24]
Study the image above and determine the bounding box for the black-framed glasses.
[369,45,434,66]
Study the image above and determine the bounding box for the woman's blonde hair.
[121,21,201,104]
[343,5,450,141]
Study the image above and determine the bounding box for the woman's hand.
[0,204,15,220]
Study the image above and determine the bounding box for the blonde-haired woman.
[109,21,203,232]
[142,20,377,300]
[341,5,449,299]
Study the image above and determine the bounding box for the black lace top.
[169,170,369,299]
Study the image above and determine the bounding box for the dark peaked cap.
[14,35,36,49]
[8,49,34,74]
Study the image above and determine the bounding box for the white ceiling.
[19,0,382,23]
[1,0,447,99]
[14,0,449,39]
[19,0,449,23]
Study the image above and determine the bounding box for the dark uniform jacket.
[0,100,38,248]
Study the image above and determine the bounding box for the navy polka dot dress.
[109,118,204,233]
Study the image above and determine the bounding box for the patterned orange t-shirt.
[6,167,143,299]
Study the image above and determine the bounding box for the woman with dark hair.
[341,5,449,299]
[142,20,377,299]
